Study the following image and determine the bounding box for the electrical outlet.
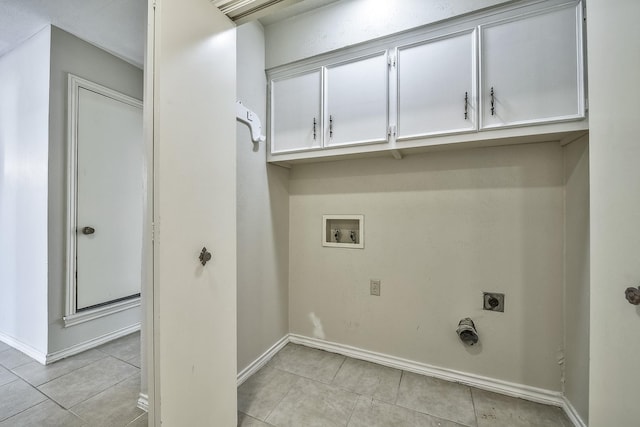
[483,292,505,312]
[370,279,381,296]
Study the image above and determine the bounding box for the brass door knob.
[625,286,640,305]
[82,226,95,235]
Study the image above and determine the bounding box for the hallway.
[0,332,145,426]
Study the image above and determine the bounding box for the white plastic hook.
[236,100,266,143]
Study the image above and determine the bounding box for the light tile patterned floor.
[0,336,574,426]
[238,343,573,427]
[0,332,146,427]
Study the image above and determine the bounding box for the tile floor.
[0,332,147,427]
[238,343,573,427]
[1,336,573,426]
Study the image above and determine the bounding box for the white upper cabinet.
[266,0,587,164]
[270,69,322,153]
[324,52,389,147]
[397,29,477,140]
[480,3,584,129]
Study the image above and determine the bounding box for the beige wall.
[563,136,589,423]
[587,0,640,425]
[236,22,290,373]
[289,142,565,391]
[264,0,511,68]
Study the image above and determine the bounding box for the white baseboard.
[137,392,149,412]
[562,396,587,427]
[0,332,47,365]
[237,335,289,386]
[45,323,141,364]
[289,334,565,408]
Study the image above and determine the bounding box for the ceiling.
[0,0,336,68]
[0,0,147,68]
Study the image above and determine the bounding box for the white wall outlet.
[370,279,381,296]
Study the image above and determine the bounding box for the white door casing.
[152,0,237,425]
[65,75,143,326]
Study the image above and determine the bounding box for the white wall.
[587,0,640,425]
[563,136,589,423]
[289,142,565,391]
[264,0,510,68]
[0,27,51,357]
[47,27,143,354]
[236,22,290,373]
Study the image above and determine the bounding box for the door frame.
[143,0,157,423]
[64,73,143,328]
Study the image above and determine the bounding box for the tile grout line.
[394,370,404,405]
[343,393,360,427]
[67,369,141,411]
[261,373,304,423]
[0,381,49,423]
[40,366,140,410]
[470,387,479,427]
[13,352,111,388]
[329,355,347,384]
[34,356,110,389]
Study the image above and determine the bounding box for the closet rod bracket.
[236,100,266,143]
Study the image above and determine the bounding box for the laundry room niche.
[322,214,364,248]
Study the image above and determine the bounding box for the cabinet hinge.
[151,222,155,242]
[387,125,396,139]
[387,52,396,68]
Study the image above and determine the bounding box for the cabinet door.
[480,3,584,129]
[325,52,389,147]
[397,30,477,140]
[270,70,322,154]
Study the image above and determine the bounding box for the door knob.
[199,247,212,266]
[625,286,640,305]
[81,226,95,235]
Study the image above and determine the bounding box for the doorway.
[64,74,144,323]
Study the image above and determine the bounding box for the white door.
[587,0,640,424]
[76,84,143,310]
[397,29,477,140]
[270,70,322,154]
[325,52,389,147]
[480,3,584,129]
[152,0,237,425]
